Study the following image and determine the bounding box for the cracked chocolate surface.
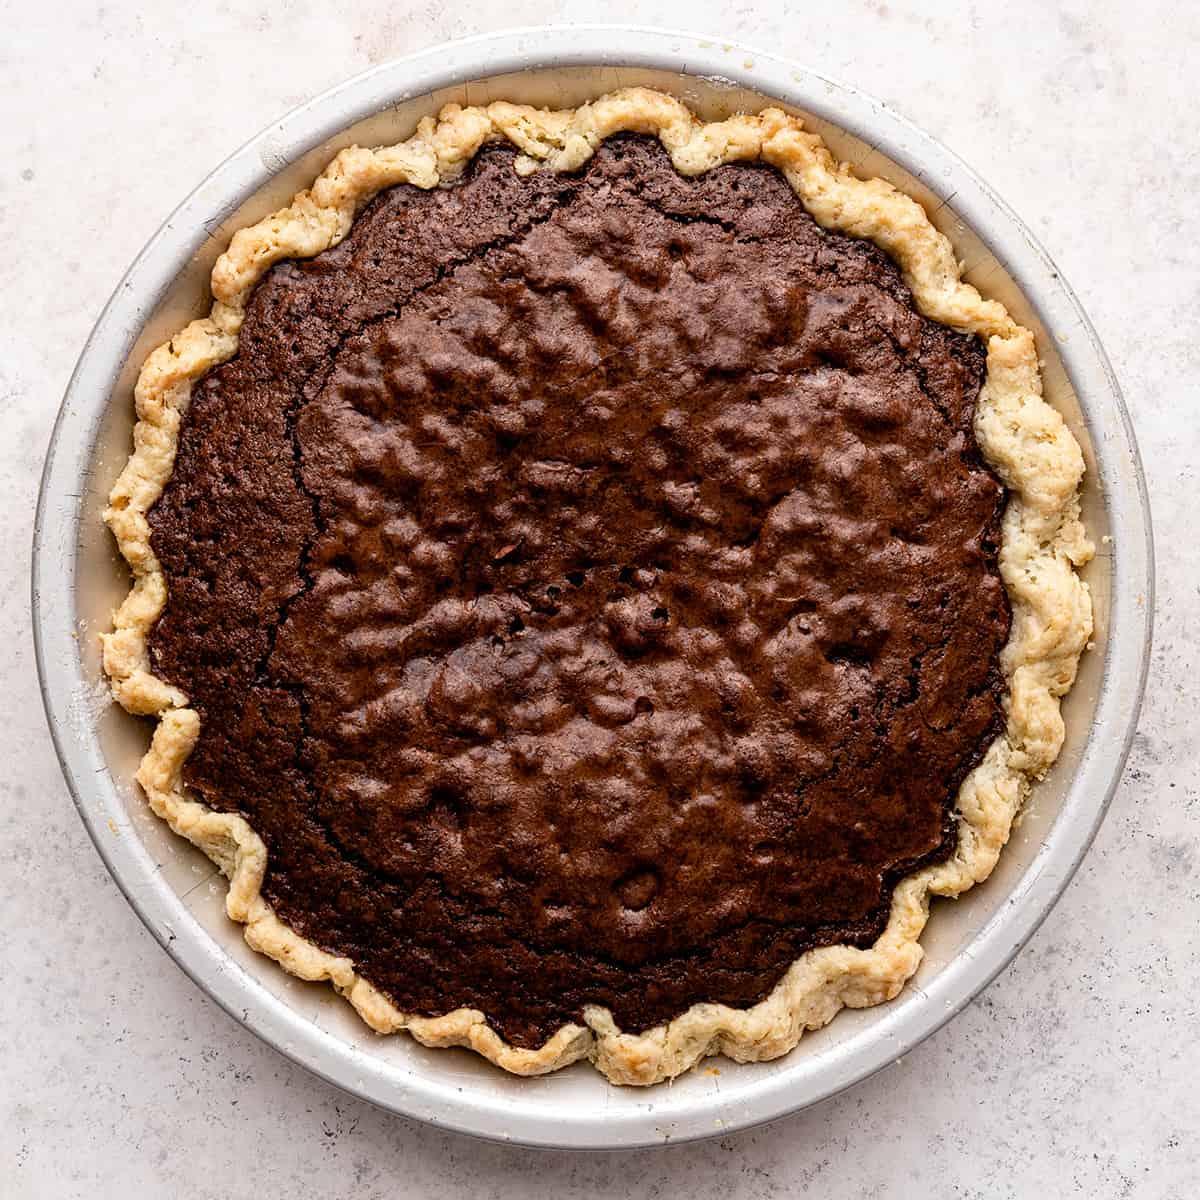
[147,137,1009,1047]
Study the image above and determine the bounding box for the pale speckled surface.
[3,1,1197,1195]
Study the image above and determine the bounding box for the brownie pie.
[103,89,1093,1084]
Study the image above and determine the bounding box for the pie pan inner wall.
[39,34,1149,1148]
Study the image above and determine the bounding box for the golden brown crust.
[102,87,1093,1086]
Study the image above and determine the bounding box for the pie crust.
[102,88,1093,1086]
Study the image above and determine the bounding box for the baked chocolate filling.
[148,137,1009,1047]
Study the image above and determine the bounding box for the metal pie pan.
[33,26,1153,1149]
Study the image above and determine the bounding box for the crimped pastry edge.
[101,87,1094,1086]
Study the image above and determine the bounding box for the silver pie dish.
[33,26,1152,1148]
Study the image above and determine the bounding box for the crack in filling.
[147,136,1010,1047]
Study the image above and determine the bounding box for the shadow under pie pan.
[33,27,1153,1148]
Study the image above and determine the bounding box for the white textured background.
[4,2,1198,1196]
